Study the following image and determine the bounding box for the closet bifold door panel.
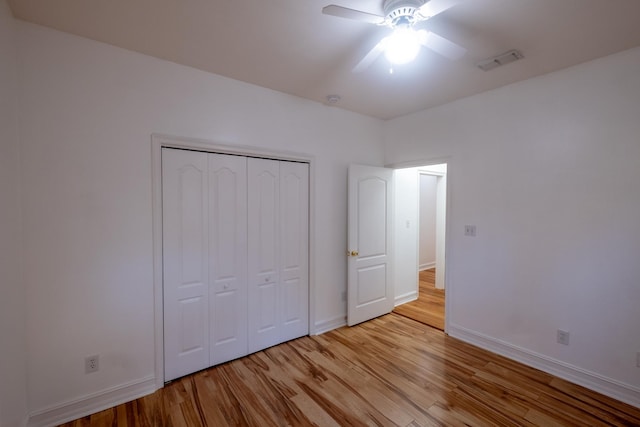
[208,154,248,366]
[279,161,309,343]
[162,149,210,382]
[163,149,249,381]
[247,158,281,353]
[248,159,309,353]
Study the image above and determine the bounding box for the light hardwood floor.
[393,269,445,330]
[59,314,640,426]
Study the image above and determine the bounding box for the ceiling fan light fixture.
[384,26,420,65]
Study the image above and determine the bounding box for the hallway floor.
[393,268,445,330]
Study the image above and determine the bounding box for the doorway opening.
[392,163,447,331]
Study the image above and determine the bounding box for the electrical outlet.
[464,225,476,237]
[557,330,570,346]
[85,355,99,374]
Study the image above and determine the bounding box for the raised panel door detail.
[282,173,301,269]
[358,177,387,258]
[212,290,241,344]
[179,296,207,354]
[162,149,210,381]
[180,165,207,286]
[356,264,387,306]
[258,173,278,274]
[282,278,301,324]
[257,281,277,332]
[209,154,248,365]
[211,168,238,279]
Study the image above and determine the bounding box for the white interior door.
[279,161,309,342]
[248,158,281,352]
[163,149,210,381]
[208,154,248,365]
[347,164,394,326]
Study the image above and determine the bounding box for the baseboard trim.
[419,262,435,271]
[394,291,418,307]
[314,315,347,335]
[448,324,640,409]
[27,376,156,427]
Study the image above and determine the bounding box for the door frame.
[387,156,453,333]
[151,134,315,388]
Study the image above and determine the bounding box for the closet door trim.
[151,134,315,388]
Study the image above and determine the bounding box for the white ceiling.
[8,0,640,119]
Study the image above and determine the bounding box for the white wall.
[0,1,27,426]
[384,47,640,405]
[18,22,384,423]
[419,174,437,269]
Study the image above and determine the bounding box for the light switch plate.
[557,330,570,345]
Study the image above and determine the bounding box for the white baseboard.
[314,315,347,335]
[394,291,418,307]
[448,324,640,409]
[27,376,156,427]
[419,262,435,271]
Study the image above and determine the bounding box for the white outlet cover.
[85,355,99,374]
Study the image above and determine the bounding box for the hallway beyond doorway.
[393,269,445,330]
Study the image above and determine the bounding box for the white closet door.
[163,149,210,381]
[279,161,309,342]
[208,154,248,365]
[164,149,309,379]
[248,158,280,352]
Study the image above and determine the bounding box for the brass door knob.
[348,250,359,257]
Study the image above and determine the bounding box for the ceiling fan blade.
[417,0,463,19]
[352,39,387,73]
[322,5,385,25]
[418,30,466,60]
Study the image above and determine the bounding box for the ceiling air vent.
[476,49,524,71]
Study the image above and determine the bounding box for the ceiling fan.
[322,0,466,72]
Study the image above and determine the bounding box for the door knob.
[348,250,359,257]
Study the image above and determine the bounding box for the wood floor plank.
[546,377,640,423]
[58,313,640,426]
[304,346,422,426]
[393,269,445,330]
